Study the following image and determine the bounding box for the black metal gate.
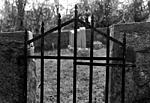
[24,5,130,103]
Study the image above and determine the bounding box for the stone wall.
[0,40,26,103]
[34,28,107,51]
[0,28,107,52]
[0,31,36,103]
[86,28,107,47]
[0,31,25,42]
[109,22,150,103]
[34,30,70,51]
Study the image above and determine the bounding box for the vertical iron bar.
[73,5,78,103]
[40,22,44,103]
[24,29,28,103]
[105,27,110,103]
[122,33,126,103]
[57,13,61,103]
[89,15,94,103]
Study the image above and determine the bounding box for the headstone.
[79,27,86,48]
[69,27,86,48]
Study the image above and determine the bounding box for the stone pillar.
[108,26,114,103]
[27,31,37,103]
[109,25,150,103]
[27,59,37,103]
[0,31,36,103]
[0,41,26,103]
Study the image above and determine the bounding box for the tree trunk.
[16,0,26,31]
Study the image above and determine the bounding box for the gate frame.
[24,5,134,103]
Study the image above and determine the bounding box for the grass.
[35,48,106,103]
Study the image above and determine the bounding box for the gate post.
[24,29,28,103]
[108,25,135,103]
[108,26,113,103]
[108,25,123,103]
[25,30,37,103]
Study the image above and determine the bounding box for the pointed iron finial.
[25,29,27,35]
[75,4,78,10]
[91,15,94,23]
[58,13,61,26]
[75,4,78,18]
[25,29,28,41]
[20,20,23,27]
[58,13,61,19]
[41,21,44,34]
[42,22,44,27]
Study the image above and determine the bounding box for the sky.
[0,0,146,18]
[0,0,80,10]
[25,0,80,14]
[0,0,127,10]
[0,0,80,17]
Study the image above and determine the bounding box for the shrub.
[93,41,104,50]
[77,48,90,57]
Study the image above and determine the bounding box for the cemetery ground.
[35,47,106,103]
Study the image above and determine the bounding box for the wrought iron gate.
[24,5,131,103]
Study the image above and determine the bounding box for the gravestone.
[69,27,86,48]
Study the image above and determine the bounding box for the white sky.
[0,0,148,17]
[0,0,128,10]
[25,0,80,14]
[0,0,80,17]
[0,0,80,10]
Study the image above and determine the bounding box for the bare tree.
[15,0,27,31]
[1,0,17,31]
[25,1,58,34]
